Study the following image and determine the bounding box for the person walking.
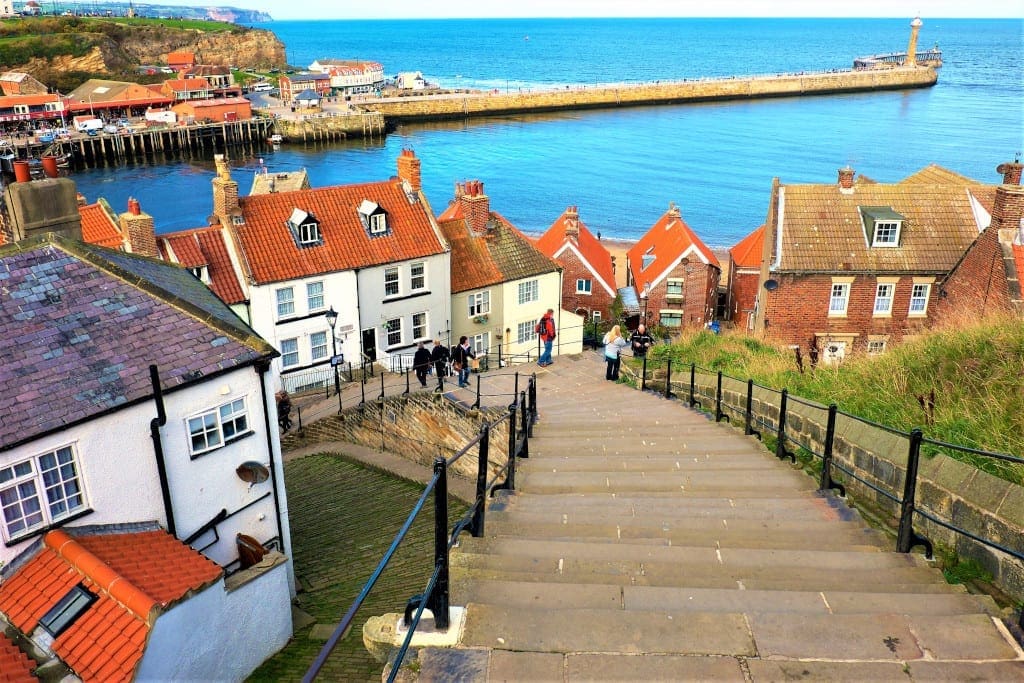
[536,308,556,366]
[429,339,450,388]
[603,325,629,381]
[413,341,431,387]
[451,336,475,388]
[630,324,653,358]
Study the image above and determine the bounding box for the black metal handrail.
[303,374,538,682]
[626,354,1024,570]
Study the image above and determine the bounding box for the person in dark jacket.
[451,335,475,387]
[429,339,450,386]
[630,324,653,358]
[413,341,432,387]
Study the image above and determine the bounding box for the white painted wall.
[135,558,292,681]
[357,253,451,365]
[499,271,563,359]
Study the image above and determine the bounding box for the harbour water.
[69,17,1023,247]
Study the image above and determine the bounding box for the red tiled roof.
[729,224,765,269]
[167,51,195,64]
[899,163,981,185]
[182,96,250,108]
[232,179,446,285]
[0,529,221,683]
[159,226,247,305]
[535,207,616,296]
[0,93,60,107]
[0,633,36,682]
[78,202,123,250]
[165,78,209,91]
[626,207,720,285]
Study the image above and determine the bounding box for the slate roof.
[158,226,247,305]
[535,207,616,296]
[251,169,310,195]
[0,634,36,682]
[294,89,320,101]
[230,179,446,285]
[0,235,275,449]
[78,200,123,250]
[773,183,984,273]
[437,202,559,294]
[626,206,720,286]
[0,528,221,683]
[730,224,765,270]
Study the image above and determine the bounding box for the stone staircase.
[408,354,1024,681]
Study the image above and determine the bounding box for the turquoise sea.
[70,17,1024,247]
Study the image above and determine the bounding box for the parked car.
[103,124,118,134]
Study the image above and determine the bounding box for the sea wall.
[360,67,937,122]
[273,111,386,142]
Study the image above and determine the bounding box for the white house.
[437,180,582,363]
[204,150,451,385]
[308,59,385,95]
[396,71,426,91]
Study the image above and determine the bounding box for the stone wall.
[282,393,512,483]
[665,370,1024,602]
[360,68,937,123]
[274,111,385,142]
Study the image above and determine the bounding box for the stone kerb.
[283,392,510,482]
[661,370,1024,602]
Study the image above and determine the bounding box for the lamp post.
[325,306,342,414]
[641,281,651,325]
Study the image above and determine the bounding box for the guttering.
[148,364,176,538]
[256,359,286,555]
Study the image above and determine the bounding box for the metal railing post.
[359,375,366,410]
[819,404,844,496]
[498,342,503,368]
[473,373,481,408]
[775,389,794,462]
[527,375,537,436]
[664,359,673,399]
[506,402,518,490]
[518,391,529,459]
[641,355,647,391]
[744,379,754,435]
[403,367,410,395]
[430,457,450,630]
[896,428,931,557]
[688,362,697,408]
[470,424,490,537]
[514,372,520,400]
[378,372,385,401]
[715,371,724,422]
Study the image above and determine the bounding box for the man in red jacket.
[537,309,556,366]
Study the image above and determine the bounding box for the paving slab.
[487,650,564,682]
[746,659,911,682]
[906,660,1024,681]
[566,653,745,681]
[748,612,924,660]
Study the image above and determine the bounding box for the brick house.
[751,164,1021,360]
[726,224,765,330]
[534,205,616,324]
[625,204,721,331]
[279,73,332,102]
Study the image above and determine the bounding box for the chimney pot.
[996,162,1023,186]
[128,197,141,215]
[838,166,855,192]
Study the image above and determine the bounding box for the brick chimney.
[396,148,422,192]
[668,201,681,219]
[838,166,855,194]
[119,197,158,257]
[460,180,490,235]
[4,178,82,243]
[992,161,1024,242]
[564,205,579,242]
[211,153,239,222]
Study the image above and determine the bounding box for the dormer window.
[861,207,904,248]
[189,265,210,284]
[287,208,322,247]
[641,246,655,270]
[358,199,388,236]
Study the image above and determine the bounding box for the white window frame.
[867,339,887,354]
[871,221,901,247]
[307,281,324,312]
[299,222,321,245]
[873,282,895,316]
[410,262,426,291]
[369,213,387,234]
[468,291,490,317]
[276,286,295,318]
[1,446,86,541]
[385,317,402,347]
[909,282,931,316]
[187,398,249,457]
[660,311,682,327]
[412,312,427,340]
[517,320,538,344]
[828,280,852,317]
[310,331,328,361]
[280,337,299,367]
[518,279,539,305]
[384,267,400,297]
[576,278,592,294]
[471,332,489,355]
[665,278,684,298]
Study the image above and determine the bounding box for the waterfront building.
[535,205,616,324]
[751,162,1024,360]
[184,64,242,98]
[278,72,331,102]
[437,180,582,362]
[308,59,385,95]
[250,167,310,195]
[166,50,196,71]
[625,204,721,332]
[161,76,213,102]
[395,71,426,91]
[172,95,252,122]
[64,79,172,117]
[0,91,64,126]
[0,71,47,96]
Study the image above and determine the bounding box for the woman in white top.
[603,324,629,381]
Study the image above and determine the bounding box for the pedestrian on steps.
[430,338,450,388]
[603,325,629,381]
[536,308,556,366]
[413,341,431,387]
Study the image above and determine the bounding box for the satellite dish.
[764,279,779,291]
[236,461,270,485]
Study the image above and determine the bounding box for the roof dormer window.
[287,208,322,247]
[189,265,210,284]
[860,207,904,248]
[358,199,388,236]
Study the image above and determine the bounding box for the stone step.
[517,453,788,472]
[451,578,999,616]
[516,470,816,495]
[494,491,850,517]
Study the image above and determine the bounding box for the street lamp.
[325,306,342,414]
[641,281,651,325]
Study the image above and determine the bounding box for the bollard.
[819,404,844,495]
[664,359,673,399]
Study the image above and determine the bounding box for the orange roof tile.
[729,224,765,269]
[535,207,616,296]
[0,93,60,107]
[0,529,222,683]
[232,179,446,285]
[166,51,195,64]
[626,206,720,286]
[899,163,981,185]
[0,633,36,682]
[164,78,209,91]
[78,201,123,250]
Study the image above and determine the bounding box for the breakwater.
[359,67,937,123]
[272,110,386,143]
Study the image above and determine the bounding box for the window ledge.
[5,507,94,547]
[872,312,893,318]
[190,429,256,461]
[383,290,431,304]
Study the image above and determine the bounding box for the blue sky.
[243,1,1023,21]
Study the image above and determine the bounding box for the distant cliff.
[0,17,285,92]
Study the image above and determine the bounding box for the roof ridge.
[44,530,157,625]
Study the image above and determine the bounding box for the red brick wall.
[933,226,1011,323]
[729,269,760,327]
[646,261,719,329]
[558,247,614,320]
[763,273,937,351]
